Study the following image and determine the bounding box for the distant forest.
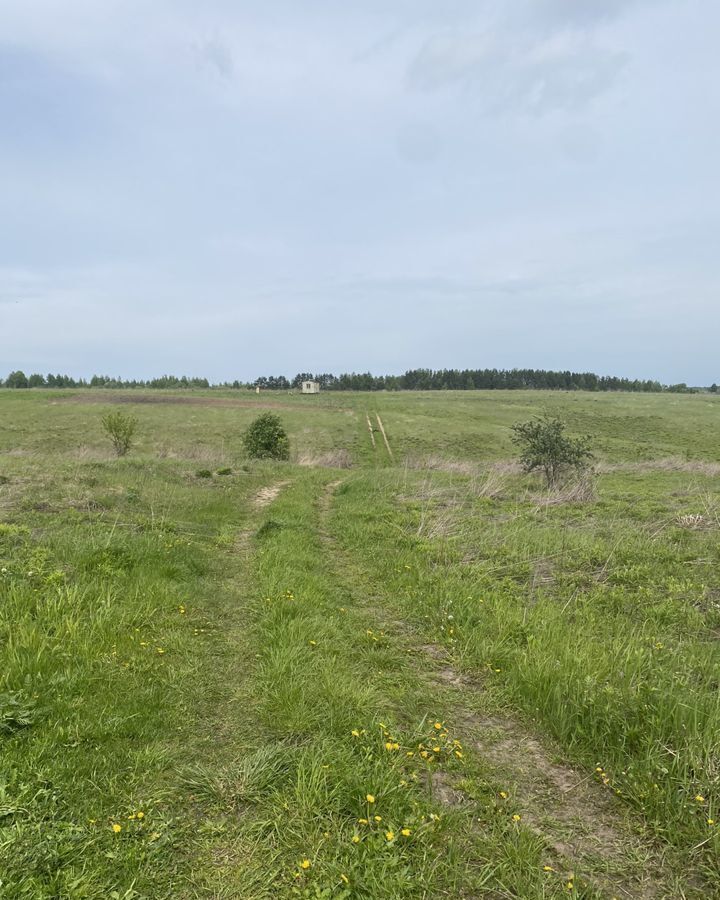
[2,368,708,393]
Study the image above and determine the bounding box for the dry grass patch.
[295,449,353,469]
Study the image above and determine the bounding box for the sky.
[2,0,719,384]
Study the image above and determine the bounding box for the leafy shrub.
[101,411,138,457]
[511,414,593,487]
[243,413,290,461]
[195,469,213,479]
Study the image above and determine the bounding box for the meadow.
[1,388,719,899]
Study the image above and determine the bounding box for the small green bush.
[243,413,290,461]
[216,467,233,476]
[195,469,213,479]
[101,411,138,457]
[511,414,593,487]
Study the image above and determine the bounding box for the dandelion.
[434,722,442,730]
[543,866,555,872]
[708,819,715,826]
[111,823,122,833]
[352,729,360,737]
[352,835,360,844]
[401,828,411,836]
[358,818,368,825]
[156,647,165,654]
[340,874,349,884]
[695,795,706,803]
[309,640,317,646]
[512,814,521,822]
[366,794,375,804]
[300,859,311,870]
[374,815,382,822]
[499,791,508,799]
[385,830,395,841]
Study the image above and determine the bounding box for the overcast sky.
[2,0,718,383]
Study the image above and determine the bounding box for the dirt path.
[253,481,290,509]
[235,480,291,554]
[365,413,376,449]
[316,480,694,900]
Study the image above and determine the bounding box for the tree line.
[1,368,703,393]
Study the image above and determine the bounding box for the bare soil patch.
[253,482,290,509]
[52,393,339,413]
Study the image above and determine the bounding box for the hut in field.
[301,381,320,394]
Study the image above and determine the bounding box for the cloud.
[197,37,234,79]
[407,27,627,114]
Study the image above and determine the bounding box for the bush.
[511,414,593,487]
[195,469,213,479]
[101,411,138,457]
[243,413,290,460]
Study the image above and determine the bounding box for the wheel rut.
[316,479,698,900]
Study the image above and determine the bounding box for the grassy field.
[1,388,719,899]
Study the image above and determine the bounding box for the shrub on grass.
[101,411,138,457]
[511,414,593,487]
[243,413,290,461]
[195,469,213,479]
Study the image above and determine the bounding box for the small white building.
[301,380,320,394]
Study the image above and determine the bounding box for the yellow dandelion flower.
[434,722,442,730]
[309,640,317,646]
[111,823,122,833]
[374,815,382,822]
[695,795,705,803]
[512,814,521,822]
[708,819,715,826]
[455,750,464,758]
[351,729,360,737]
[351,835,360,844]
[300,859,311,870]
[358,818,368,825]
[499,791,508,799]
[401,828,411,836]
[385,830,395,841]
[340,874,349,884]
[366,794,375,803]
[543,866,554,872]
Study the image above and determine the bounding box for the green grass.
[1,388,719,897]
